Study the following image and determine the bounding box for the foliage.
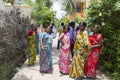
[74,14,81,23]
[60,0,76,21]
[63,0,76,15]
[3,0,14,4]
[59,16,70,23]
[30,0,55,27]
[86,0,120,79]
[74,14,86,23]
[55,16,70,28]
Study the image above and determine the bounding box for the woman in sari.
[27,26,36,66]
[58,24,70,74]
[39,26,53,73]
[35,27,40,55]
[84,24,103,78]
[69,22,91,79]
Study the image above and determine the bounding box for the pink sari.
[59,32,70,74]
[84,34,103,77]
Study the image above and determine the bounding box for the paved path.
[12,33,110,80]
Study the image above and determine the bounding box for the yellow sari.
[28,31,36,65]
[69,31,90,78]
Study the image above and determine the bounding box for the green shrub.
[30,0,55,27]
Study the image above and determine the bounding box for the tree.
[86,0,120,79]
[3,0,20,9]
[62,0,76,20]
[3,0,14,5]
[64,0,76,14]
[30,0,55,27]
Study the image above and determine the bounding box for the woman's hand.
[41,46,44,50]
[80,50,84,55]
[61,41,64,46]
[100,41,103,47]
[90,45,94,50]
[80,48,85,55]
[59,39,64,46]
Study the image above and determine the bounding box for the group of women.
[58,22,103,79]
[70,22,103,79]
[27,22,104,79]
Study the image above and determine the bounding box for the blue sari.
[36,32,40,54]
[39,32,53,73]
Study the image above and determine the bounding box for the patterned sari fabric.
[59,32,70,74]
[84,34,103,77]
[36,32,40,54]
[39,32,53,73]
[69,31,90,78]
[27,30,36,65]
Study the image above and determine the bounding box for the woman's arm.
[59,38,64,45]
[58,33,64,45]
[40,38,44,50]
[91,44,101,48]
[91,34,104,49]
[40,33,45,50]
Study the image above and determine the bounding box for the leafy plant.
[59,16,70,23]
[30,0,55,27]
[3,0,14,4]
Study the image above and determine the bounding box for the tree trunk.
[73,0,76,20]
[0,0,5,11]
[69,0,76,20]
[13,0,20,8]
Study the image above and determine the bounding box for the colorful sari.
[36,31,40,54]
[84,34,103,77]
[69,31,90,78]
[39,32,53,73]
[27,30,36,65]
[59,32,70,74]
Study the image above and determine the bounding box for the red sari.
[84,34,103,77]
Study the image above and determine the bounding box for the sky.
[51,0,66,19]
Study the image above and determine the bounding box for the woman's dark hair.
[43,23,50,28]
[93,24,100,30]
[79,22,87,28]
[76,26,79,31]
[61,22,64,26]
[63,24,70,31]
[69,21,75,28]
